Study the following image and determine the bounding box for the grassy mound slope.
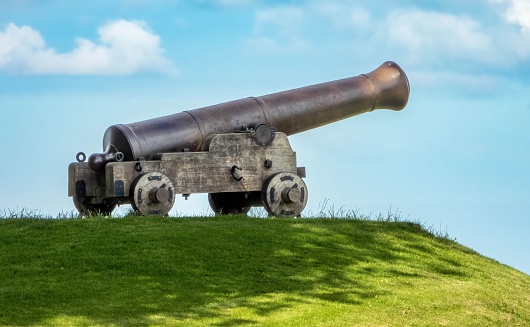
[0,216,528,326]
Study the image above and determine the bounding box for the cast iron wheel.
[208,192,251,215]
[130,172,175,216]
[261,172,307,218]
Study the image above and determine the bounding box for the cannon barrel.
[89,61,410,171]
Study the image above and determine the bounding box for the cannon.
[68,61,410,217]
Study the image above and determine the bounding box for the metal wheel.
[73,196,116,217]
[130,172,175,216]
[208,192,251,215]
[262,172,308,218]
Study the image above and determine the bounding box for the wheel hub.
[130,172,175,216]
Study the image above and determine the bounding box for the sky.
[0,0,529,275]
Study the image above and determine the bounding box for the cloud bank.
[246,1,530,67]
[239,0,530,95]
[0,20,176,75]
[496,0,530,31]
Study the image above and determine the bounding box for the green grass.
[0,215,528,326]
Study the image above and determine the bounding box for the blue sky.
[1,0,529,275]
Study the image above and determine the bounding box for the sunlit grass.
[0,211,528,326]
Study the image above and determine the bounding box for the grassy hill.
[0,216,528,326]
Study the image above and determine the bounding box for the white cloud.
[384,10,497,66]
[0,20,176,75]
[495,0,530,31]
[288,1,529,95]
[303,3,505,68]
[382,7,530,71]
[242,0,530,85]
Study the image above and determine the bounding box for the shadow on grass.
[0,217,467,326]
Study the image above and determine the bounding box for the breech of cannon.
[88,61,410,171]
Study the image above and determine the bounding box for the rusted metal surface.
[88,61,409,171]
